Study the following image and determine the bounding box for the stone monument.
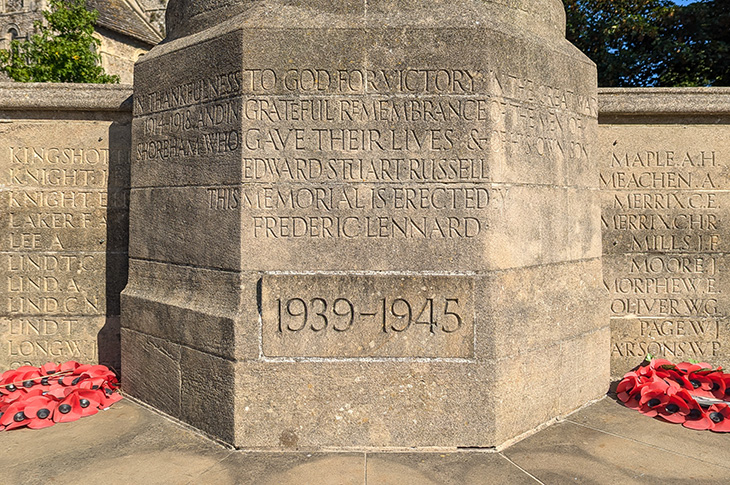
[123,0,607,448]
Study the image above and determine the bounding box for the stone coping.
[599,87,730,118]
[1,84,728,117]
[0,82,133,111]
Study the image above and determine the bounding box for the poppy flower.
[708,404,730,432]
[685,371,715,398]
[56,373,83,387]
[79,365,108,377]
[0,400,31,431]
[53,393,83,424]
[664,368,693,390]
[706,372,727,400]
[682,397,713,431]
[656,389,692,424]
[58,361,80,373]
[720,375,730,401]
[40,362,59,375]
[617,372,641,403]
[636,365,656,379]
[78,376,108,391]
[74,364,93,374]
[23,396,58,430]
[73,390,103,417]
[1,385,27,404]
[677,361,715,374]
[649,359,676,372]
[97,387,123,408]
[0,369,24,393]
[0,368,15,382]
[45,384,70,400]
[638,381,672,417]
[6,366,41,390]
[17,369,43,390]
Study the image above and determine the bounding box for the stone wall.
[598,88,730,379]
[94,28,149,85]
[0,83,132,373]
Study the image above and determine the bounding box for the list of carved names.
[601,130,729,365]
[1,132,128,368]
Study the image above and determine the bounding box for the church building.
[1,0,163,83]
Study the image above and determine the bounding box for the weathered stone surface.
[476,259,606,360]
[121,328,182,418]
[0,83,132,112]
[599,90,730,378]
[122,259,254,359]
[503,419,730,484]
[1,86,132,372]
[0,316,119,368]
[124,0,604,448]
[180,345,236,443]
[598,87,730,121]
[232,360,497,449]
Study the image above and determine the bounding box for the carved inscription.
[0,317,99,368]
[133,64,596,247]
[1,126,129,369]
[261,275,474,358]
[134,68,598,115]
[601,127,730,375]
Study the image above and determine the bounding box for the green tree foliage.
[661,0,730,86]
[0,0,119,83]
[564,0,729,87]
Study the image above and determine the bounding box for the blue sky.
[672,0,696,4]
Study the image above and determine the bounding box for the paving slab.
[192,453,365,484]
[2,396,729,484]
[0,399,233,485]
[503,419,730,485]
[366,453,537,485]
[568,397,730,467]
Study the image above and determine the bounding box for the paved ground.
[2,396,728,484]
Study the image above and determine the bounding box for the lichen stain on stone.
[279,429,299,449]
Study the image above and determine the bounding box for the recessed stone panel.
[0,100,131,371]
[600,119,730,378]
[261,274,474,358]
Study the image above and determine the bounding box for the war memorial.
[1,0,730,482]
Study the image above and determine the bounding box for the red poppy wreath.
[618,358,730,432]
[0,361,122,431]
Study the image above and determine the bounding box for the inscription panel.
[1,121,130,370]
[601,125,730,377]
[131,28,599,271]
[261,275,475,358]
